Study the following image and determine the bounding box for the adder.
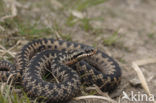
[0,38,121,102]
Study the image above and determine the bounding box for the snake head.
[65,47,97,65]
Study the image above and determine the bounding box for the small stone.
[129,78,142,88]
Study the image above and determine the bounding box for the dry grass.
[74,95,117,103]
[132,58,156,103]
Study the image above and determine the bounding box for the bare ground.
[0,0,156,103]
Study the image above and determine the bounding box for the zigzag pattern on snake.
[0,38,121,102]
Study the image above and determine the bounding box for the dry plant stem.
[0,45,15,58]
[0,83,5,94]
[74,95,117,103]
[7,74,14,85]
[0,45,15,57]
[86,85,109,96]
[8,40,21,51]
[0,40,21,57]
[132,58,156,103]
[134,58,156,66]
[50,0,63,9]
[0,0,17,22]
[44,67,59,84]
[0,25,5,31]
[132,62,150,95]
[0,3,17,21]
[55,31,62,40]
[1,50,16,57]
[0,0,18,31]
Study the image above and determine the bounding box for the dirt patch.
[0,0,156,103]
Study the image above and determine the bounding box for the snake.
[0,38,121,102]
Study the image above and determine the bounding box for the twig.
[74,95,117,103]
[0,45,15,57]
[44,67,59,84]
[8,40,21,51]
[0,41,21,58]
[0,40,22,58]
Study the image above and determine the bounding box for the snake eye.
[84,47,94,53]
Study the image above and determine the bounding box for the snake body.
[0,38,121,102]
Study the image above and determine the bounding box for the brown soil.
[0,0,155,103]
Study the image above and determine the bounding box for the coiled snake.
[0,38,121,102]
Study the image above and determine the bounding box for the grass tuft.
[0,0,5,17]
[1,17,53,39]
[66,15,93,32]
[76,0,107,11]
[0,84,33,103]
[18,23,52,39]
[147,33,155,39]
[60,34,72,41]
[80,18,92,31]
[103,31,120,46]
[66,14,77,27]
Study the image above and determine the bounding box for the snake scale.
[0,38,121,102]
